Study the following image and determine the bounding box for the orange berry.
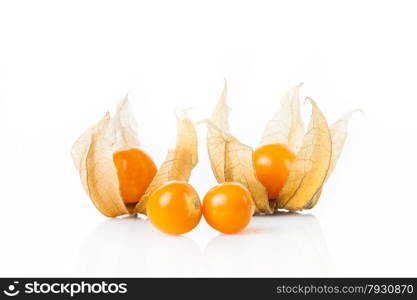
[203,182,255,234]
[147,181,202,235]
[253,143,296,199]
[113,148,157,204]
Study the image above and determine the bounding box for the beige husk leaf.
[276,98,332,210]
[260,83,304,153]
[71,98,143,216]
[135,111,198,214]
[205,82,272,214]
[109,97,141,151]
[303,111,357,209]
[327,111,356,177]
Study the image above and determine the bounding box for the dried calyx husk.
[71,98,198,217]
[135,110,198,214]
[205,82,355,213]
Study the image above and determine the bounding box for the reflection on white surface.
[74,213,336,277]
[73,216,202,276]
[204,213,337,276]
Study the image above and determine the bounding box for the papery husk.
[135,111,198,214]
[71,113,129,217]
[327,111,357,177]
[260,83,304,153]
[205,82,272,214]
[277,98,332,210]
[109,97,141,151]
[71,98,140,217]
[303,110,357,209]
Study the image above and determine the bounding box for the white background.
[0,0,416,277]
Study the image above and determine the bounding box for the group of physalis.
[72,83,355,235]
